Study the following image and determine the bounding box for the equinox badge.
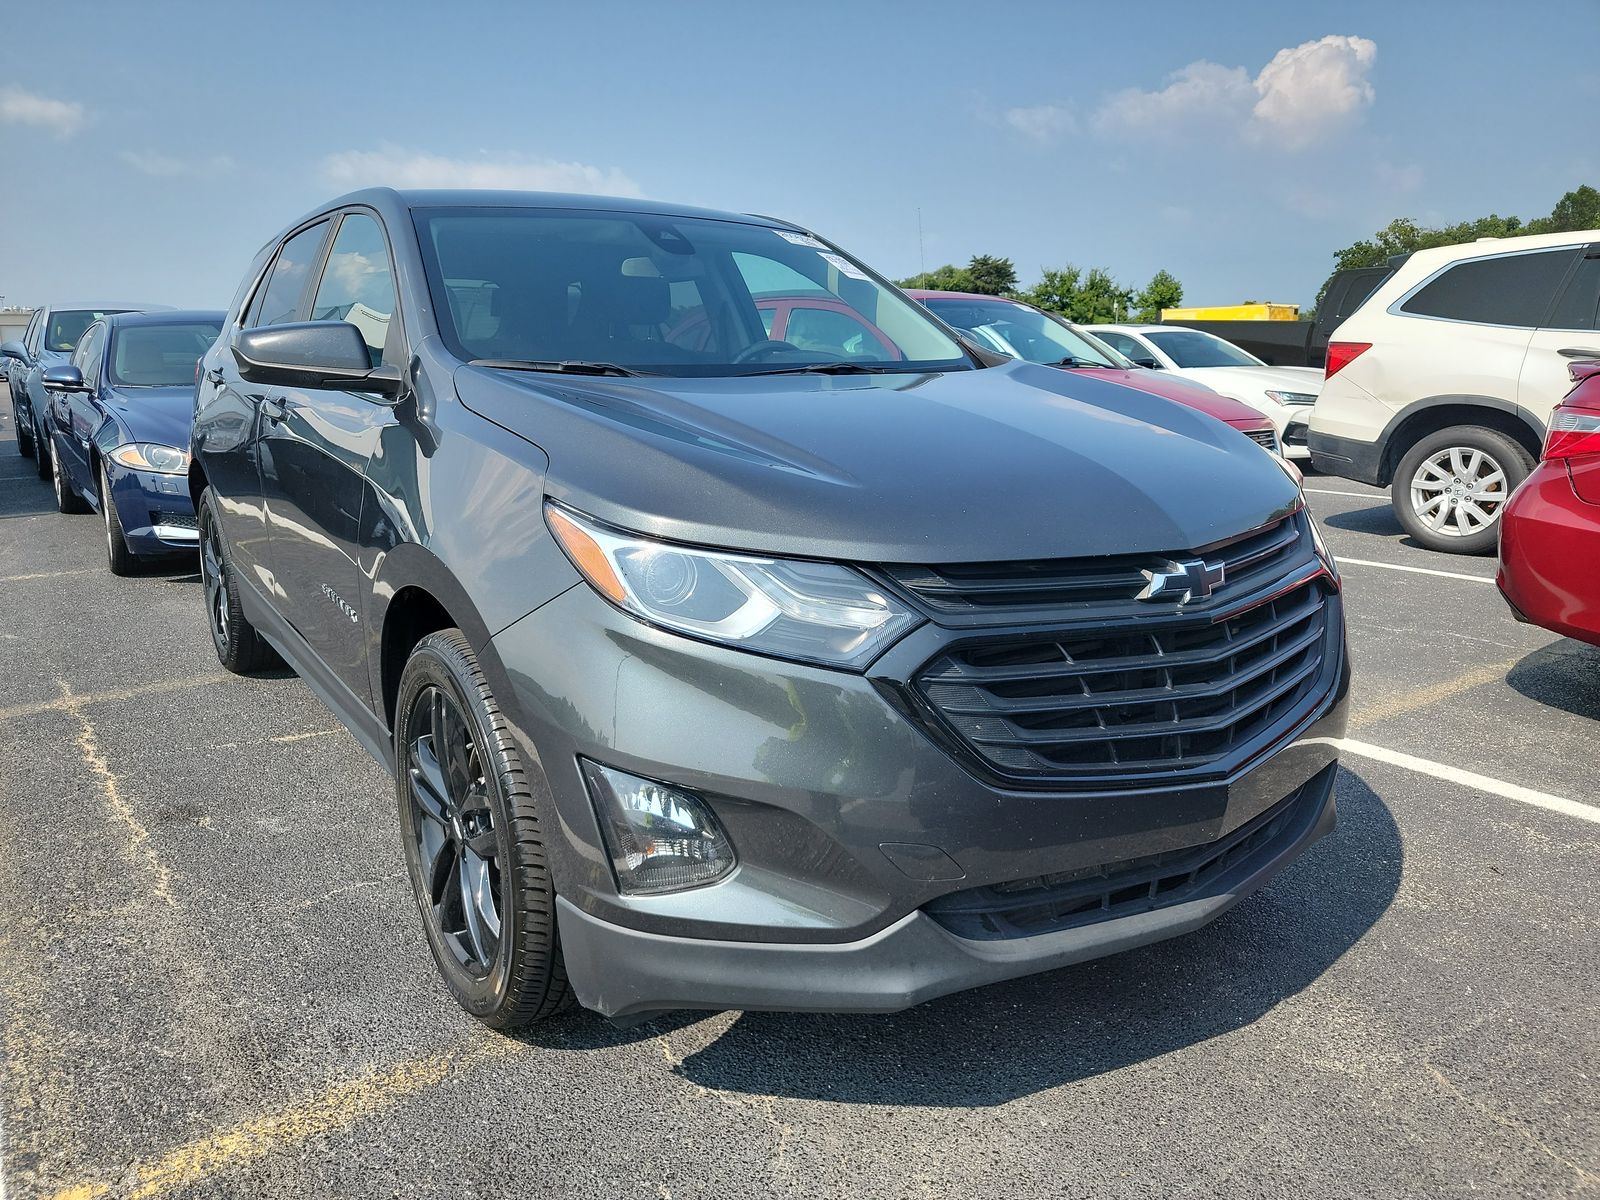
[1137,558,1225,604]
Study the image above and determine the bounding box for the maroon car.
[1497,361,1600,646]
[907,290,1281,453]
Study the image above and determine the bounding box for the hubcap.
[407,686,501,976]
[200,517,229,652]
[1409,446,1507,537]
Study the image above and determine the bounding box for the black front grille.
[923,764,1332,941]
[1283,422,1308,448]
[151,510,197,530]
[882,512,1308,619]
[1245,428,1280,453]
[912,578,1331,780]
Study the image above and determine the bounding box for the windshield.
[47,309,133,353]
[108,321,222,387]
[1145,329,1264,368]
[414,208,971,377]
[921,298,1119,367]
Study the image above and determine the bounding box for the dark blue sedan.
[41,310,223,573]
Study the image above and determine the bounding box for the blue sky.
[2,0,1597,312]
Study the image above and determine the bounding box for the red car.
[1498,361,1600,645]
[907,290,1282,453]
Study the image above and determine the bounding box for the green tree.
[965,254,1019,296]
[896,263,974,291]
[1018,265,1083,314]
[1132,269,1184,322]
[1074,268,1134,324]
[1525,185,1600,235]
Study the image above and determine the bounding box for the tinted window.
[72,322,108,384]
[310,213,397,365]
[1145,330,1263,368]
[109,321,224,387]
[1546,254,1600,332]
[250,221,330,327]
[1400,249,1577,327]
[46,309,128,353]
[415,209,966,376]
[781,305,894,360]
[1095,330,1152,360]
[923,298,1115,366]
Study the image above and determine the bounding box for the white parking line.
[1334,556,1496,584]
[1337,739,1600,825]
[1305,487,1383,499]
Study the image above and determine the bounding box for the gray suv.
[192,189,1349,1028]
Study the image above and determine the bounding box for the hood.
[102,386,194,450]
[453,359,1300,564]
[1181,364,1323,401]
[1060,366,1268,427]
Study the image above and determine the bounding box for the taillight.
[1544,403,1600,462]
[1324,341,1371,380]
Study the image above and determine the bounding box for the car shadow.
[522,769,1401,1105]
[1317,503,1456,554]
[1506,639,1600,720]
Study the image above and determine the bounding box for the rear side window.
[249,221,331,327]
[1400,249,1577,327]
[309,213,397,365]
[1546,253,1600,332]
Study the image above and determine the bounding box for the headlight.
[108,443,190,475]
[545,502,921,669]
[581,760,735,894]
[1265,390,1317,406]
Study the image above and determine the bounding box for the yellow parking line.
[1350,658,1520,729]
[44,1044,511,1200]
[56,682,174,907]
[0,675,229,725]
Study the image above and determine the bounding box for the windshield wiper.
[1050,356,1109,368]
[739,361,905,377]
[472,359,645,377]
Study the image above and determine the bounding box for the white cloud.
[1249,35,1377,149]
[1091,35,1376,149]
[0,85,86,137]
[321,145,642,197]
[1093,61,1252,135]
[118,150,235,177]
[1002,103,1076,144]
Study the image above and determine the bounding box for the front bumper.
[106,462,197,553]
[494,578,1350,1018]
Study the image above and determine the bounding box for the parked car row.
[3,188,1354,1032]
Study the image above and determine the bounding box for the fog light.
[581,760,736,894]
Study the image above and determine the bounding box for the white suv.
[1309,231,1600,553]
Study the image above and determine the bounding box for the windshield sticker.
[775,230,827,248]
[820,252,870,280]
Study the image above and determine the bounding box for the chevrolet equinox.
[191,190,1350,1028]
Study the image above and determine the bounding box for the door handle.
[1558,347,1600,359]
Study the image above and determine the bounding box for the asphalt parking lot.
[0,383,1596,1200]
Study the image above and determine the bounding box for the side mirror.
[0,340,26,363]
[42,364,88,392]
[232,322,402,398]
[1132,356,1162,370]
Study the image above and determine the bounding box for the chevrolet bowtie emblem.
[1137,558,1225,604]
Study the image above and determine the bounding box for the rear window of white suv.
[1399,248,1578,327]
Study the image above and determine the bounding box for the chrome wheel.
[200,515,229,654]
[406,685,501,977]
[1408,446,1508,538]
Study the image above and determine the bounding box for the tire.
[394,629,573,1030]
[101,464,140,576]
[1391,426,1533,555]
[50,437,90,514]
[34,413,53,480]
[198,487,279,673]
[15,406,34,458]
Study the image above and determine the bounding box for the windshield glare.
[1145,329,1263,369]
[109,322,222,388]
[415,209,970,376]
[922,298,1118,367]
[47,309,131,353]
